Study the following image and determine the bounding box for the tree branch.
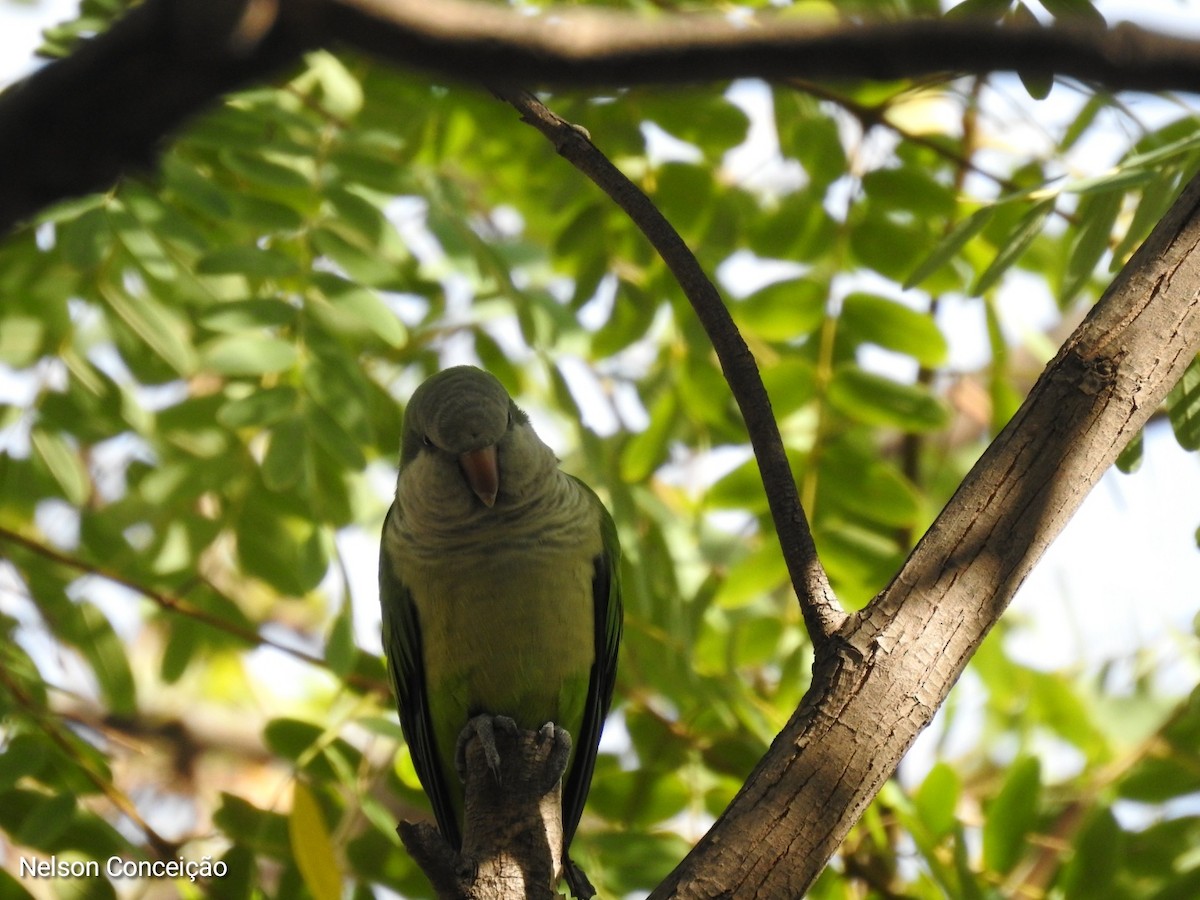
[397,718,570,900]
[332,0,1200,91]
[0,524,389,696]
[9,0,1200,233]
[646,169,1200,899]
[0,663,177,858]
[493,87,843,644]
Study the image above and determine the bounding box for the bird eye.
[421,434,434,448]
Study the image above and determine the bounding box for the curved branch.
[493,87,843,643]
[6,0,1200,233]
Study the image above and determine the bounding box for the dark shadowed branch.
[8,0,1200,233]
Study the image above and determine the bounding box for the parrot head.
[397,366,552,514]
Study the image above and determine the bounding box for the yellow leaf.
[289,780,342,900]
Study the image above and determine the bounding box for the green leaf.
[914,762,961,840]
[982,755,1040,875]
[620,390,676,483]
[588,767,690,828]
[714,544,790,609]
[906,205,996,289]
[839,293,948,366]
[648,91,750,154]
[30,428,89,505]
[732,278,826,342]
[108,207,176,281]
[16,793,76,847]
[1060,92,1108,152]
[973,199,1055,295]
[1115,428,1143,474]
[289,780,342,900]
[1167,354,1200,450]
[306,50,364,119]
[1060,188,1122,305]
[218,386,301,430]
[827,366,949,432]
[199,299,298,333]
[222,150,313,192]
[1011,4,1053,99]
[263,418,309,491]
[201,335,299,376]
[71,600,138,716]
[0,315,45,367]
[850,215,929,281]
[305,402,367,470]
[325,604,356,678]
[946,0,1013,19]
[1120,130,1200,171]
[100,285,197,376]
[196,246,299,278]
[235,488,329,594]
[1062,807,1122,900]
[1041,0,1105,24]
[312,275,407,347]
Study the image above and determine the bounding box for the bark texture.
[647,175,1200,898]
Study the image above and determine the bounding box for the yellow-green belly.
[410,547,596,821]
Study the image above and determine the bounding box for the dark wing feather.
[379,504,462,847]
[561,484,623,852]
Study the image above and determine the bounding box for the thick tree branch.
[8,0,1200,233]
[493,87,843,643]
[647,172,1200,898]
[332,0,1200,90]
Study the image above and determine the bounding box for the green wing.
[378,504,462,847]
[561,478,623,851]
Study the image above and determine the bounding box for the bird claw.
[535,722,572,792]
[456,714,520,780]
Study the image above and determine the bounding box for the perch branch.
[397,718,570,900]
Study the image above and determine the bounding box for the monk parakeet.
[379,365,621,895]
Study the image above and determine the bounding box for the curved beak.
[458,445,499,508]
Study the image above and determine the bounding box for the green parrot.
[378,365,622,895]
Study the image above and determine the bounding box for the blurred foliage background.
[1,0,1200,897]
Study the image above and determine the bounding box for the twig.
[0,524,388,695]
[492,86,844,643]
[0,663,177,857]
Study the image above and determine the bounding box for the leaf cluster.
[0,0,1198,896]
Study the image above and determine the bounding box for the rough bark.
[398,720,569,900]
[646,174,1200,899]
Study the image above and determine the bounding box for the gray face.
[400,366,521,465]
[394,366,551,524]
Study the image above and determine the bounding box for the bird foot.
[456,714,520,780]
[534,721,573,793]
